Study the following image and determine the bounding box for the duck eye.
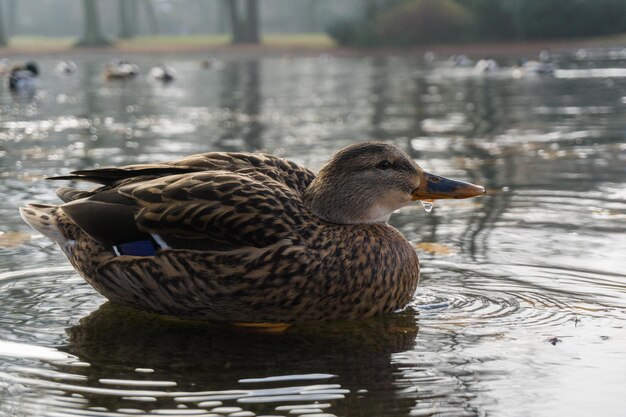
[376,160,392,170]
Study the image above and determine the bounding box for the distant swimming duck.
[20,142,485,323]
[148,64,175,83]
[55,60,77,76]
[201,57,223,70]
[513,58,556,78]
[475,59,499,73]
[104,59,139,80]
[450,54,474,68]
[8,61,40,94]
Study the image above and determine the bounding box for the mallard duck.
[475,58,499,73]
[104,59,139,80]
[55,60,77,76]
[8,61,40,94]
[201,57,223,70]
[20,142,484,323]
[450,54,474,68]
[513,58,556,78]
[148,64,175,83]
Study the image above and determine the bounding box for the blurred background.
[0,1,625,417]
[2,0,626,49]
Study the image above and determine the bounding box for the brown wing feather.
[48,152,316,195]
[164,152,316,196]
[48,152,316,251]
[48,165,202,185]
[117,170,307,249]
[56,187,95,203]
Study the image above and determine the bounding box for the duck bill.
[412,172,485,200]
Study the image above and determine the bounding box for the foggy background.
[2,0,358,37]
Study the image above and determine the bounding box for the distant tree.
[0,1,7,46]
[76,0,110,47]
[459,0,515,40]
[119,0,137,39]
[143,0,160,35]
[226,0,260,44]
[215,0,227,33]
[306,0,319,32]
[6,0,16,35]
[460,0,626,41]
[227,0,245,43]
[377,0,473,45]
[245,0,259,43]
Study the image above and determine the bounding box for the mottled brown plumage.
[20,142,484,323]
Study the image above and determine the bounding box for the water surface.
[0,52,625,417]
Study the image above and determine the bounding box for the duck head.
[25,62,39,76]
[303,142,485,224]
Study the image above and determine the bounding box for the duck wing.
[51,152,315,196]
[51,152,315,253]
[59,169,307,253]
[119,170,305,247]
[168,152,316,195]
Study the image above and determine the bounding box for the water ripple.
[1,53,625,417]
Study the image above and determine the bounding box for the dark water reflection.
[0,52,625,417]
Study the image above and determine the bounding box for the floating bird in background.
[474,59,499,73]
[55,61,78,76]
[450,54,474,68]
[513,57,557,78]
[8,61,40,94]
[104,59,139,80]
[148,64,176,83]
[201,57,223,70]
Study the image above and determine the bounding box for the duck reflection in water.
[65,303,419,416]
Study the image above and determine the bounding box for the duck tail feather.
[19,203,67,243]
[56,187,95,203]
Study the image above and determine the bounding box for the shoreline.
[1,35,624,59]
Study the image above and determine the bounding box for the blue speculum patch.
[115,240,157,256]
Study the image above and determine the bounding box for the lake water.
[0,51,625,417]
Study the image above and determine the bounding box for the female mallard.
[103,59,139,81]
[20,142,484,323]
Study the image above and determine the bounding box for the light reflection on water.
[0,52,625,417]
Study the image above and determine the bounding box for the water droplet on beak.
[421,199,435,213]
